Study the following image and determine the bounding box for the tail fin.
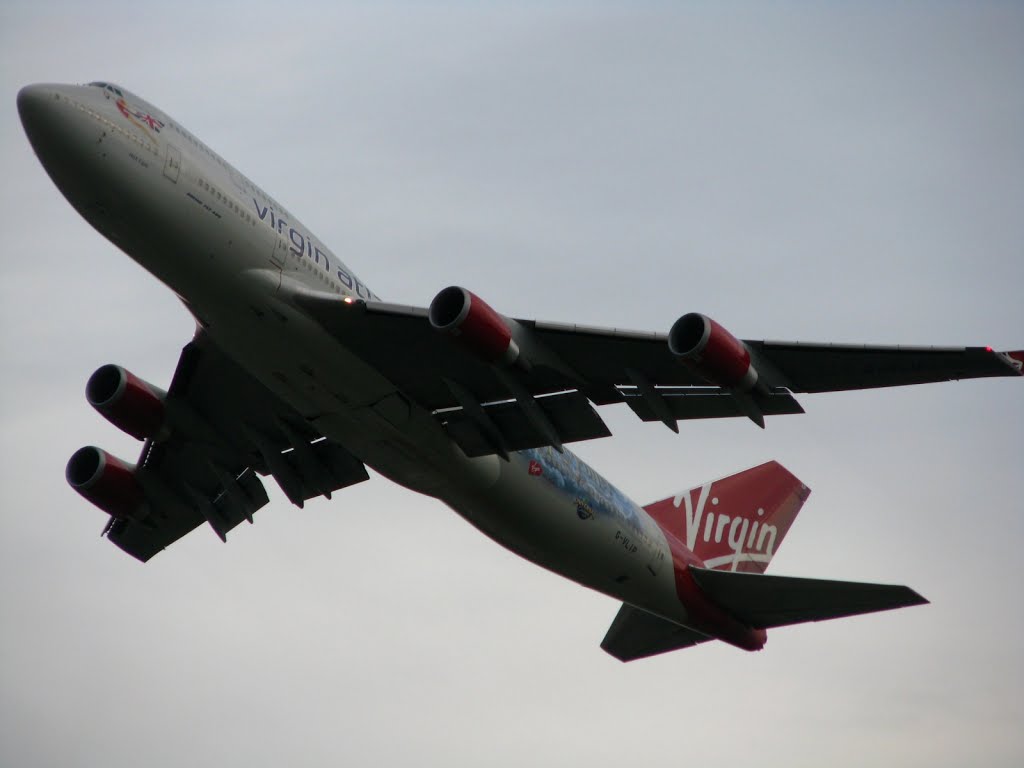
[643,461,810,573]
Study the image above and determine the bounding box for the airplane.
[18,81,1023,662]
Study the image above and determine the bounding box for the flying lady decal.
[116,97,164,136]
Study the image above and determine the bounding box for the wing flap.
[600,603,713,662]
[278,439,370,500]
[440,391,611,457]
[624,387,804,423]
[108,466,270,561]
[689,566,928,629]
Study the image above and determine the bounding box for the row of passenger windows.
[165,121,284,213]
[196,177,257,227]
[168,121,230,170]
[197,173,345,295]
[177,125,344,295]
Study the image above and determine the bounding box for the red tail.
[643,461,810,573]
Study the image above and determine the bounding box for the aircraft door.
[270,234,287,270]
[163,143,181,182]
[259,233,285,291]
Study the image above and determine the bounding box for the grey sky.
[2,3,1022,766]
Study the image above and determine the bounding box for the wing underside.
[293,289,1022,458]
[105,333,370,561]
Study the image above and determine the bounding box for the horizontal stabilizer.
[601,603,712,662]
[689,566,928,629]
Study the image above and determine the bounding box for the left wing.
[292,284,1022,455]
[72,332,369,561]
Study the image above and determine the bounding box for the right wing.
[96,332,369,561]
[290,284,1022,455]
[743,340,1024,393]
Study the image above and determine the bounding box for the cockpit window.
[87,82,124,97]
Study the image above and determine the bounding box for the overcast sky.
[2,3,1022,767]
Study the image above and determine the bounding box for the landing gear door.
[163,143,181,183]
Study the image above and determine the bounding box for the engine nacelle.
[428,286,520,365]
[66,446,146,520]
[86,364,166,441]
[668,313,758,390]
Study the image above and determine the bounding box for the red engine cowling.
[668,313,758,390]
[428,286,520,365]
[65,446,146,520]
[86,364,166,441]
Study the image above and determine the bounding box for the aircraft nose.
[17,83,66,151]
[18,84,56,129]
[18,83,104,201]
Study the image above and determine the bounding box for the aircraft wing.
[104,332,369,561]
[294,288,1022,456]
[743,340,1024,393]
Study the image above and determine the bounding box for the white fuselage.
[20,82,690,627]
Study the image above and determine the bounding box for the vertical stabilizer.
[644,461,810,573]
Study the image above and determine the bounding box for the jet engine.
[66,446,146,520]
[429,286,521,365]
[668,313,758,390]
[86,364,166,440]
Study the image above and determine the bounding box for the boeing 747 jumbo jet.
[19,81,1023,661]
